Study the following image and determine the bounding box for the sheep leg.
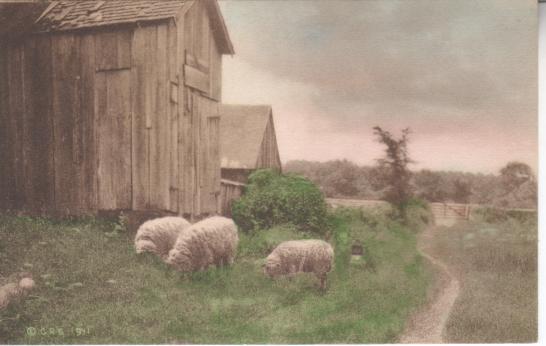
[287,265,298,281]
[319,275,327,290]
[226,255,234,266]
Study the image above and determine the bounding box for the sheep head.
[166,249,192,272]
[264,255,282,278]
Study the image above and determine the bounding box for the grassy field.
[0,208,429,344]
[430,209,537,343]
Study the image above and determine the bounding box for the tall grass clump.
[400,197,433,231]
[232,169,328,234]
[327,213,351,278]
[431,210,537,342]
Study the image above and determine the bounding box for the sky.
[218,0,538,175]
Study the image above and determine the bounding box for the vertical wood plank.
[199,98,207,213]
[7,44,26,210]
[132,27,151,210]
[24,37,55,213]
[96,30,131,71]
[22,39,35,211]
[94,72,108,207]
[52,34,80,215]
[80,33,98,211]
[0,46,7,209]
[96,31,118,71]
[149,24,170,211]
[117,30,132,69]
[96,70,132,210]
[207,115,220,214]
[210,35,222,101]
[184,4,195,58]
[178,14,194,216]
[193,93,201,215]
[180,89,194,215]
[168,21,179,212]
[0,45,16,210]
[199,4,210,72]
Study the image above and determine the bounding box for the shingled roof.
[220,105,273,170]
[35,1,187,31]
[34,0,234,54]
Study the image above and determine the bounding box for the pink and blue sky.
[219,0,537,174]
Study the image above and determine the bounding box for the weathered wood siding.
[131,23,172,212]
[0,29,132,215]
[0,4,224,218]
[96,69,131,210]
[0,44,13,210]
[219,179,244,217]
[178,0,223,217]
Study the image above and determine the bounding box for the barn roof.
[34,0,234,54]
[220,105,273,169]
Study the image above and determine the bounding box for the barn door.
[95,70,132,210]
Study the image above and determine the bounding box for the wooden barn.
[0,0,234,219]
[220,105,282,183]
[219,105,281,215]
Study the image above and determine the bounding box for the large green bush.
[232,170,328,234]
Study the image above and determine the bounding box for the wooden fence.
[219,179,245,216]
[327,198,536,225]
[326,198,390,209]
[429,202,471,221]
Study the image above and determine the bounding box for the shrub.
[401,197,433,232]
[327,213,351,278]
[232,170,328,234]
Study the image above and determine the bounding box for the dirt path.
[399,226,460,344]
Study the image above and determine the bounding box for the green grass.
[0,209,429,344]
[430,212,537,343]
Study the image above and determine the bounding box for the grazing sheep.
[134,216,191,260]
[166,216,239,272]
[0,273,35,310]
[264,240,334,290]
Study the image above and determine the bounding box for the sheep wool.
[0,275,35,310]
[264,239,334,289]
[166,216,239,272]
[134,216,191,260]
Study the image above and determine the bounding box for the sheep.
[166,216,239,272]
[0,272,35,310]
[264,239,334,290]
[134,216,191,261]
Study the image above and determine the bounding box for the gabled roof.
[220,105,273,169]
[34,0,234,54]
[35,1,188,31]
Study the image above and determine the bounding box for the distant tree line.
[284,159,537,209]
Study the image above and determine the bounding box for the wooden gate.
[429,202,471,222]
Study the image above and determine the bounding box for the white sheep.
[134,216,191,260]
[0,273,35,310]
[166,216,239,272]
[264,239,334,290]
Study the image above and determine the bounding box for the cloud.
[219,0,537,174]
